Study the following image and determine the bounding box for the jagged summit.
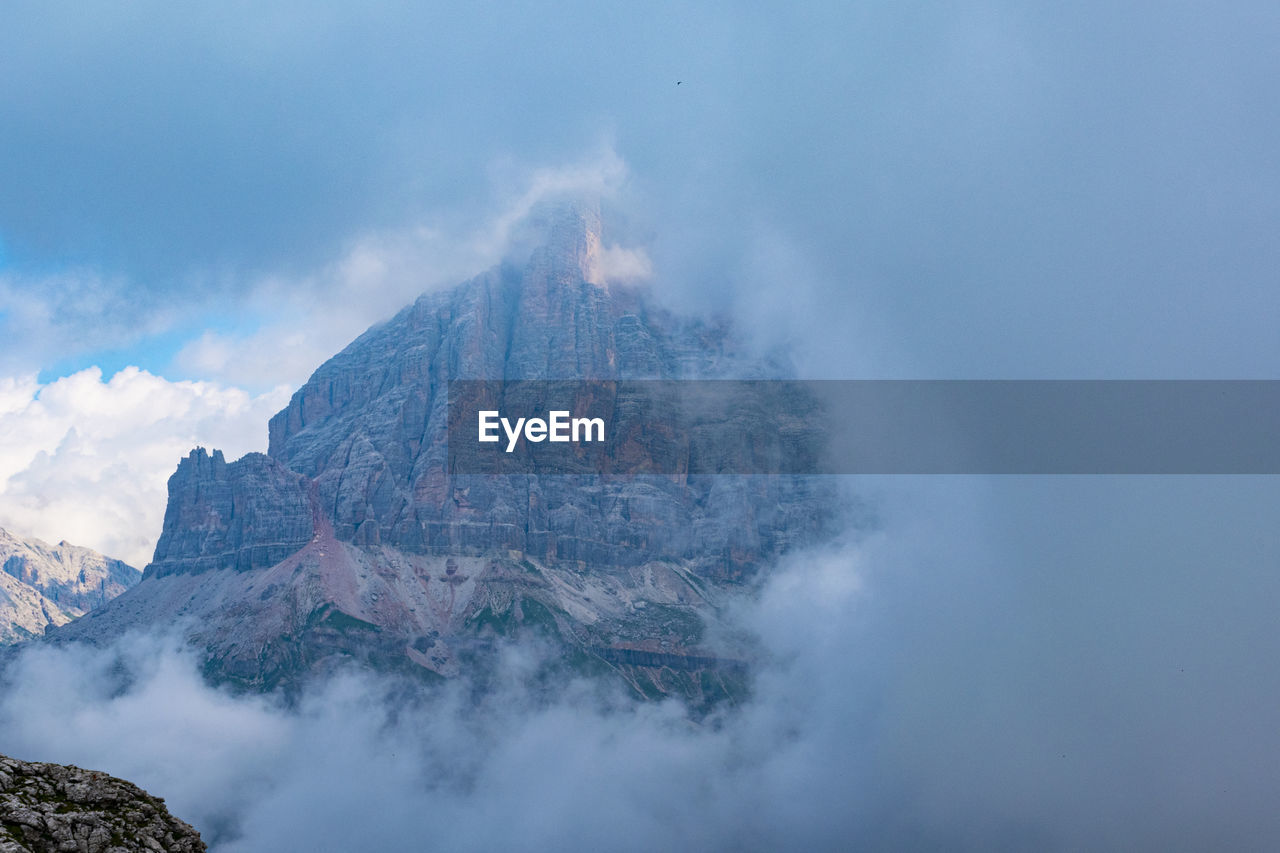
[51,218,830,697]
[529,199,605,286]
[481,198,608,300]
[0,527,140,644]
[144,448,312,580]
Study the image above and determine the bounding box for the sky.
[1,3,1279,849]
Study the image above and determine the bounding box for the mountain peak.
[0,527,140,644]
[526,198,605,287]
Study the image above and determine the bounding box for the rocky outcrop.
[145,450,314,579]
[0,753,204,852]
[0,529,139,644]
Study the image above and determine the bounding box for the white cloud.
[481,144,629,254]
[594,243,653,285]
[0,367,289,567]
[0,546,874,852]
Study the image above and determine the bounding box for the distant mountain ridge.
[53,205,832,698]
[0,528,140,644]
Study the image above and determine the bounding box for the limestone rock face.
[145,450,314,579]
[0,753,205,852]
[264,206,822,580]
[52,205,833,696]
[0,529,139,644]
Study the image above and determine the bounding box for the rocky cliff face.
[145,450,314,579]
[264,205,818,577]
[0,529,140,644]
[53,205,832,698]
[0,753,205,852]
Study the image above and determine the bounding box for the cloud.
[0,367,289,566]
[0,633,290,843]
[171,145,634,390]
[0,2,669,280]
[594,244,653,286]
[0,267,187,376]
[6,3,1280,382]
[0,537,876,852]
[3,477,1279,851]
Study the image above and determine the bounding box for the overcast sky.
[3,1,1278,379]
[1,6,1279,848]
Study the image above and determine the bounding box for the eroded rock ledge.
[0,754,204,853]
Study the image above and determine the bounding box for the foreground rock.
[0,529,140,644]
[0,753,204,852]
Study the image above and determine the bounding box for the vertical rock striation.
[145,450,314,579]
[51,205,834,696]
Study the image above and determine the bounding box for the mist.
[3,476,1277,851]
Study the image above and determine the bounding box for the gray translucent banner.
[447,380,1280,474]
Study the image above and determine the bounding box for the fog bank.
[3,476,1276,851]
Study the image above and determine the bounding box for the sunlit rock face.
[53,205,833,699]
[0,528,139,645]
